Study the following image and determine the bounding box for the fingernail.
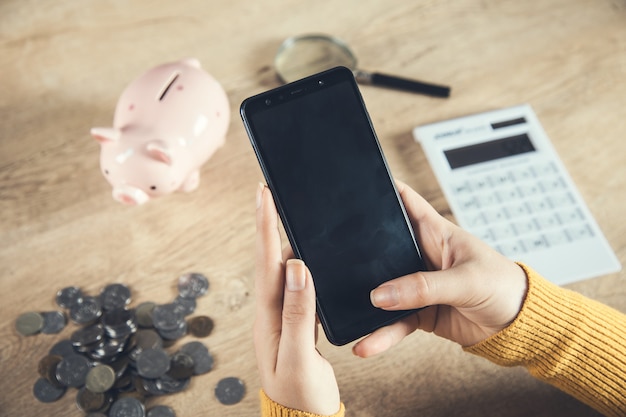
[256,182,265,208]
[370,285,399,308]
[285,259,306,292]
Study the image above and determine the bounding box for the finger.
[254,183,285,370]
[277,259,318,361]
[352,312,423,358]
[370,267,476,311]
[255,183,284,314]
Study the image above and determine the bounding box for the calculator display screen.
[444,133,536,169]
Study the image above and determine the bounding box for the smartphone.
[240,66,427,345]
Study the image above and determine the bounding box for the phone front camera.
[318,80,325,86]
[265,99,272,106]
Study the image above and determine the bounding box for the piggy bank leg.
[181,169,200,192]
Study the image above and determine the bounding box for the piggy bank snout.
[112,185,150,206]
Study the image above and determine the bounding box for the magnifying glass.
[274,34,451,98]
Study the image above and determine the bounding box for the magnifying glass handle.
[354,70,450,98]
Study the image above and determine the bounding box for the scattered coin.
[33,377,66,403]
[76,386,110,413]
[56,286,83,309]
[109,397,145,417]
[40,311,67,334]
[70,296,103,324]
[167,351,195,380]
[147,404,176,417]
[188,315,214,338]
[20,272,244,416]
[49,339,76,357]
[179,341,214,375]
[16,312,44,336]
[37,354,64,387]
[215,377,246,405]
[101,283,132,311]
[85,364,116,393]
[177,273,209,299]
[135,302,156,328]
[55,353,91,388]
[172,295,196,316]
[136,348,171,379]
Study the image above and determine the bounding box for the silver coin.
[55,353,91,388]
[56,286,83,309]
[109,397,145,417]
[157,321,187,341]
[41,311,67,334]
[135,301,156,328]
[147,405,176,417]
[71,323,105,349]
[179,341,213,375]
[167,351,195,380]
[215,377,246,405]
[151,304,184,332]
[155,374,190,394]
[49,339,76,357]
[101,283,132,310]
[16,312,44,336]
[177,273,209,299]
[85,364,116,393]
[70,296,102,324]
[136,348,170,379]
[33,377,66,403]
[172,296,196,316]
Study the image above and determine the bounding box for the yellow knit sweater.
[260,264,626,417]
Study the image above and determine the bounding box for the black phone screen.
[241,66,426,345]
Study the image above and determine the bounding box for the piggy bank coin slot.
[159,73,180,101]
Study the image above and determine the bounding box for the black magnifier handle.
[354,70,451,98]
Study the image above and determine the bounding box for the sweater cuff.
[464,263,626,416]
[260,390,345,417]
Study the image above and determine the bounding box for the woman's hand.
[254,183,341,415]
[353,181,528,358]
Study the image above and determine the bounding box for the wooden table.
[1,1,624,416]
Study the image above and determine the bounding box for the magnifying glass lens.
[275,36,357,83]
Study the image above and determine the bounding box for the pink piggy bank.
[91,58,230,205]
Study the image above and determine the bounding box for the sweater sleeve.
[260,390,345,417]
[464,263,626,417]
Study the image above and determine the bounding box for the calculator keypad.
[451,162,594,257]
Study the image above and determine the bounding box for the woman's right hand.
[353,180,529,358]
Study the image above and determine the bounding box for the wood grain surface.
[1,0,624,416]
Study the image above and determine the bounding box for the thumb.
[279,259,317,352]
[370,267,475,311]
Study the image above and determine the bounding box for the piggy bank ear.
[91,127,121,144]
[146,140,172,165]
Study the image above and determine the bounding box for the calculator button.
[489,225,516,240]
[517,184,542,198]
[522,236,549,252]
[534,214,560,230]
[557,208,585,224]
[547,192,575,208]
[538,177,566,192]
[526,198,551,214]
[511,219,537,235]
[510,166,535,182]
[451,181,472,195]
[566,224,595,241]
[504,203,530,218]
[544,230,571,247]
[475,193,499,208]
[497,241,526,257]
[496,189,519,202]
[482,208,508,223]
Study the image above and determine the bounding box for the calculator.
[413,104,621,285]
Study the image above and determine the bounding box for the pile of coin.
[17,272,246,416]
